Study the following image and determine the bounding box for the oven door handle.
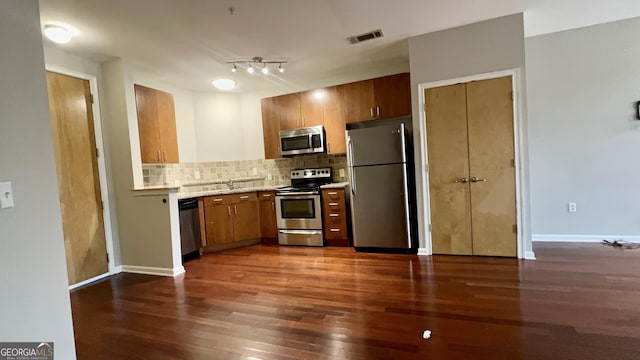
[276,192,318,196]
[279,230,323,235]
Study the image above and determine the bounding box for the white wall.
[0,0,76,357]
[409,14,533,257]
[526,17,640,238]
[132,70,198,163]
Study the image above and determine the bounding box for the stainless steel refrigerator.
[346,116,417,252]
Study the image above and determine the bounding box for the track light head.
[231,63,237,72]
[247,64,254,74]
[278,63,285,73]
[262,64,269,75]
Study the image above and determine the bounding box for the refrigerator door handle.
[347,136,356,196]
[399,124,412,248]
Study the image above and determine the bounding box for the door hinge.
[511,159,515,168]
[101,201,104,210]
[513,224,518,233]
[96,148,99,158]
[425,164,429,172]
[106,253,110,263]
[429,224,432,232]
[90,94,94,104]
[423,103,427,112]
[510,91,514,101]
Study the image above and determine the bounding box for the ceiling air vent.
[348,29,384,44]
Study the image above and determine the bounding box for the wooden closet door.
[156,90,179,163]
[425,84,473,255]
[466,76,517,257]
[47,72,109,285]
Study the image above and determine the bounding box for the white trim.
[417,69,529,259]
[417,248,430,256]
[68,272,111,291]
[45,65,118,275]
[114,265,123,274]
[524,251,536,260]
[532,234,640,243]
[121,265,186,277]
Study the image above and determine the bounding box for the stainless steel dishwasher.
[178,198,202,258]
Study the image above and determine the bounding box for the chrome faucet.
[225,180,234,190]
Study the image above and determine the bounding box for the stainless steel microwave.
[279,126,326,156]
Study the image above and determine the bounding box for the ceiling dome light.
[278,63,285,73]
[212,79,236,91]
[247,64,254,74]
[261,65,269,75]
[44,24,73,44]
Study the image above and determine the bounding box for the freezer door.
[350,163,410,249]
[347,122,406,167]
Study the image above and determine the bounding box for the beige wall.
[0,0,76,357]
[408,13,533,257]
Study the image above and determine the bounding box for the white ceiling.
[38,0,640,93]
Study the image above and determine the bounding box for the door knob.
[455,177,469,183]
[471,177,487,183]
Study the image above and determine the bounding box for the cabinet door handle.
[240,195,249,200]
[162,151,166,163]
[370,107,374,118]
[272,201,275,212]
[157,150,161,163]
[227,206,231,217]
[262,194,272,198]
[234,205,237,215]
[213,198,223,203]
[329,214,339,217]
[328,192,338,195]
[330,228,341,232]
[376,106,380,117]
[329,202,339,206]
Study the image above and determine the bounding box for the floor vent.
[347,29,384,44]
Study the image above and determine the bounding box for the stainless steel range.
[276,168,332,246]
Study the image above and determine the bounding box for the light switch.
[0,182,14,209]
[339,169,346,178]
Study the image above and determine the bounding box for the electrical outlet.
[568,202,577,213]
[252,168,258,175]
[194,170,201,180]
[339,169,345,178]
[267,173,273,181]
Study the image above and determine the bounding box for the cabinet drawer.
[325,225,347,240]
[203,195,234,206]
[258,191,275,202]
[322,189,345,201]
[231,192,258,203]
[324,201,343,212]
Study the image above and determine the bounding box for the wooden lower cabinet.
[202,193,260,252]
[321,188,350,247]
[258,191,278,245]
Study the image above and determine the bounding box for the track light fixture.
[228,57,287,75]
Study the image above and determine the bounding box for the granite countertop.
[177,185,285,199]
[320,182,349,189]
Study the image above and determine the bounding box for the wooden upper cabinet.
[343,73,411,123]
[323,86,346,154]
[300,89,325,127]
[343,79,375,123]
[373,73,412,119]
[134,84,179,163]
[277,93,302,131]
[261,97,281,160]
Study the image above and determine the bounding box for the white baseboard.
[417,248,430,256]
[113,265,123,274]
[121,265,185,277]
[532,234,640,243]
[69,272,111,290]
[524,251,536,260]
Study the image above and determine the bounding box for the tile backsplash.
[143,154,348,195]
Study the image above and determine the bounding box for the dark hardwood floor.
[71,243,640,359]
